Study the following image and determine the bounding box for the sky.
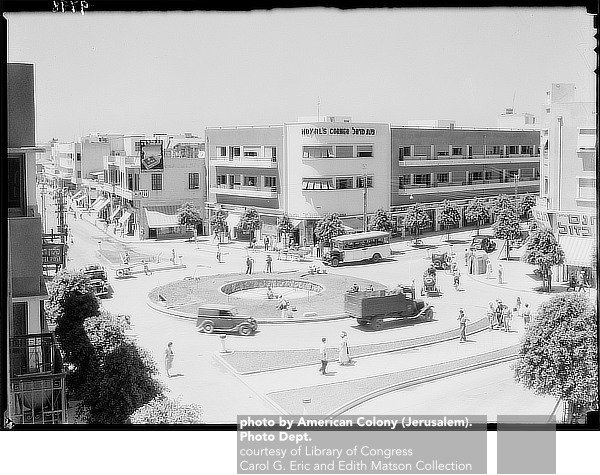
[6,7,597,143]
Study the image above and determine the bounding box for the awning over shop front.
[109,206,122,221]
[71,190,83,200]
[560,237,595,267]
[144,207,180,228]
[226,214,241,229]
[119,211,133,225]
[73,194,86,203]
[90,196,103,209]
[341,216,365,232]
[92,198,110,213]
[290,219,302,228]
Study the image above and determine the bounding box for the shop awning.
[119,211,132,225]
[92,198,110,213]
[144,207,180,228]
[341,217,365,232]
[291,219,303,228]
[71,190,83,200]
[226,214,241,229]
[73,194,86,203]
[109,206,122,221]
[560,237,595,267]
[90,196,103,209]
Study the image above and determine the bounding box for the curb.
[328,348,519,416]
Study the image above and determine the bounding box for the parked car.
[196,304,258,336]
[82,264,111,298]
[470,236,496,253]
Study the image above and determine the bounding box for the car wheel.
[433,259,442,269]
[203,322,214,334]
[357,319,367,326]
[372,317,384,331]
[422,308,434,321]
[238,325,252,336]
[372,253,381,263]
[331,257,339,267]
[116,269,124,278]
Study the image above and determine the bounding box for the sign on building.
[42,243,65,267]
[556,212,596,238]
[139,140,164,172]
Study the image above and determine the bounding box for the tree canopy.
[513,293,597,416]
[210,209,228,242]
[438,200,461,240]
[492,195,521,259]
[518,193,537,219]
[130,396,203,424]
[370,208,393,233]
[314,213,345,244]
[521,227,564,291]
[277,213,295,247]
[178,202,203,232]
[464,197,490,235]
[239,208,261,242]
[403,203,431,241]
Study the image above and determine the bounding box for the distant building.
[7,63,67,424]
[391,124,540,234]
[532,83,597,284]
[89,133,207,239]
[497,108,538,129]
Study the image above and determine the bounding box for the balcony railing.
[9,333,64,378]
[210,157,277,168]
[210,184,278,198]
[401,153,539,162]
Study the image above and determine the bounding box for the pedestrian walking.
[338,331,351,366]
[501,305,510,332]
[577,270,587,292]
[457,309,469,343]
[497,264,504,284]
[143,261,152,276]
[277,296,290,318]
[453,268,461,291]
[164,342,175,377]
[495,300,504,329]
[487,302,496,330]
[464,249,471,267]
[265,254,273,273]
[216,244,222,263]
[486,259,493,279]
[523,303,532,327]
[264,236,269,251]
[245,255,254,274]
[171,248,176,264]
[319,337,328,375]
[515,296,522,318]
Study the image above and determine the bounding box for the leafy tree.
[403,203,431,243]
[277,213,295,248]
[513,293,598,423]
[492,194,521,260]
[210,209,227,243]
[130,396,203,424]
[518,193,537,219]
[80,334,163,424]
[314,213,345,246]
[464,197,490,235]
[521,227,565,292]
[47,271,101,398]
[438,200,461,241]
[48,271,164,424]
[177,202,203,241]
[370,208,393,233]
[239,208,261,246]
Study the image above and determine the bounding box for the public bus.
[322,231,392,267]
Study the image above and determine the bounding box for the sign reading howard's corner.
[301,127,376,136]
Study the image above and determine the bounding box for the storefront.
[143,205,186,240]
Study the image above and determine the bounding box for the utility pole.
[362,165,368,232]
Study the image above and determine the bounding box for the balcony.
[399,178,540,195]
[210,157,278,169]
[400,154,540,166]
[114,185,134,200]
[10,333,64,378]
[210,184,278,198]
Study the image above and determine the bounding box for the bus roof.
[332,231,390,242]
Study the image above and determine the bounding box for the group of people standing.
[319,331,353,375]
[486,296,531,332]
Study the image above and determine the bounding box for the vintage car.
[82,264,111,298]
[470,235,496,253]
[196,304,258,336]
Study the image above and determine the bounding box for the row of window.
[398,169,539,188]
[150,173,200,191]
[302,145,373,159]
[399,145,537,159]
[334,236,389,250]
[216,174,277,189]
[216,146,277,160]
[302,176,374,191]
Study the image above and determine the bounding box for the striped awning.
[71,190,83,200]
[92,198,110,212]
[118,211,132,225]
[560,237,595,267]
[109,206,122,220]
[90,196,103,209]
[144,207,180,228]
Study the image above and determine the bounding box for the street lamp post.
[362,165,368,232]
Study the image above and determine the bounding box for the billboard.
[140,141,164,172]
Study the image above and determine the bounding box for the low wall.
[220,279,323,295]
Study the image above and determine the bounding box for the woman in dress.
[338,331,351,366]
[164,342,174,377]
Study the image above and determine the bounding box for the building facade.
[7,63,67,424]
[533,83,597,284]
[206,117,391,245]
[90,134,207,239]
